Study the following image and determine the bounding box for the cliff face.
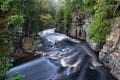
[67,9,120,80]
[68,10,103,52]
[99,17,120,80]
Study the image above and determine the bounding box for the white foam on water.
[39,28,56,37]
[45,33,69,44]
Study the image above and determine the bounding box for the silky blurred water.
[8,29,118,80]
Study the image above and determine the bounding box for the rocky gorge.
[1,0,120,80]
[57,8,120,80]
[8,29,118,80]
[9,10,120,80]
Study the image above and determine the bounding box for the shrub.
[11,71,23,80]
[90,0,112,43]
[0,61,12,80]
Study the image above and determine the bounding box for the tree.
[0,0,52,79]
[0,0,24,79]
[55,0,84,31]
[23,0,52,36]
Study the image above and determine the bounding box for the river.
[8,28,118,80]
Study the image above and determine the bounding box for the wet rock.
[88,40,103,52]
[99,17,120,80]
[69,14,103,52]
[9,28,118,80]
[23,37,34,50]
[55,23,64,33]
[68,9,83,39]
[69,24,80,38]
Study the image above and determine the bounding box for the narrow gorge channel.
[8,29,118,80]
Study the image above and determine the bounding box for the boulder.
[23,37,34,50]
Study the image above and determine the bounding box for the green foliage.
[64,1,75,19]
[55,0,84,31]
[0,0,52,79]
[0,61,12,80]
[23,0,52,34]
[0,51,11,57]
[8,14,24,28]
[63,18,69,31]
[83,0,90,4]
[54,0,95,26]
[1,0,11,11]
[11,71,23,80]
[0,0,25,79]
[1,0,23,12]
[83,0,96,17]
[63,1,75,31]
[55,6,64,23]
[90,0,112,43]
[1,0,25,35]
[54,0,119,43]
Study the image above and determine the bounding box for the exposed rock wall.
[99,17,120,80]
[68,10,81,38]
[68,11,102,52]
[68,9,120,80]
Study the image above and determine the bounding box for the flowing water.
[8,29,118,80]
